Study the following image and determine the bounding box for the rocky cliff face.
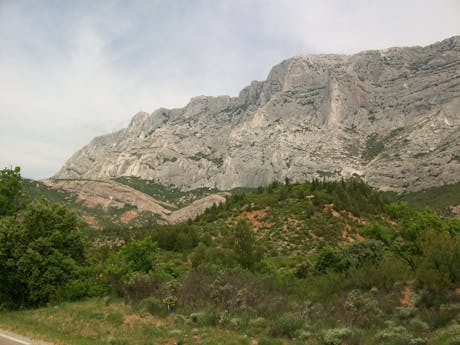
[54,36,460,192]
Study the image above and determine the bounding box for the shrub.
[249,317,267,329]
[121,272,162,303]
[431,324,460,345]
[375,325,412,345]
[408,318,430,332]
[229,219,263,270]
[320,327,353,345]
[258,338,282,345]
[269,312,304,338]
[229,317,244,330]
[0,200,86,307]
[397,306,417,320]
[416,231,460,300]
[189,311,218,326]
[344,289,383,325]
[314,240,384,274]
[138,297,166,316]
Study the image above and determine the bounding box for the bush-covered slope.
[2,171,459,345]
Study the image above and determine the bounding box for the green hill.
[2,174,459,345]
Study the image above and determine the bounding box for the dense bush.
[0,200,86,307]
[229,219,263,270]
[0,166,23,216]
[314,240,384,274]
[268,312,304,338]
[416,230,460,300]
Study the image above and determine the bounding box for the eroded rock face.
[54,36,460,192]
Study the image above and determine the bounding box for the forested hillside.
[1,167,460,345]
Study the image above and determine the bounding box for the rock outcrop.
[54,36,460,192]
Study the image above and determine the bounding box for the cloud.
[0,0,459,179]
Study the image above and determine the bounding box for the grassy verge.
[0,298,298,345]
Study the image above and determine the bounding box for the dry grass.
[0,298,298,345]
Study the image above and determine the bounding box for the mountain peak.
[54,37,460,192]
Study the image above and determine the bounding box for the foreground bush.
[0,200,86,308]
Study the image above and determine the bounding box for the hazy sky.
[1,0,459,179]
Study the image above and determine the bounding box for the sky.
[0,0,459,179]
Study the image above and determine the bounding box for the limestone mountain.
[54,36,460,192]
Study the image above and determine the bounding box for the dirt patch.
[347,212,367,224]
[401,285,413,307]
[309,230,324,241]
[81,214,102,230]
[341,223,353,241]
[455,285,460,296]
[287,217,303,230]
[323,203,342,218]
[243,208,275,230]
[341,223,365,243]
[120,210,138,224]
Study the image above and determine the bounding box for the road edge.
[0,328,53,345]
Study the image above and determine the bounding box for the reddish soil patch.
[401,285,413,307]
[341,223,365,243]
[341,223,353,241]
[244,208,273,229]
[455,285,460,296]
[347,212,367,224]
[120,210,139,224]
[355,232,365,241]
[288,217,303,230]
[309,231,324,241]
[81,214,101,230]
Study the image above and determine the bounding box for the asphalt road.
[0,333,31,345]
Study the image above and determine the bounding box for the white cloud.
[0,0,458,179]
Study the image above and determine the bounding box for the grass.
[0,298,300,345]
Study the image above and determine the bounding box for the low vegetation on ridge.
[1,166,460,345]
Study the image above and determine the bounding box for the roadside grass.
[0,298,299,345]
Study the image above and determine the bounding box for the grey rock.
[54,36,460,192]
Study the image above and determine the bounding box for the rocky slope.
[36,179,227,227]
[54,36,460,192]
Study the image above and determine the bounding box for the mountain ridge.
[54,36,460,192]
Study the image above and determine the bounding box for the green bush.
[344,289,383,325]
[189,311,218,326]
[320,327,353,345]
[0,166,23,216]
[249,317,268,329]
[138,297,166,316]
[375,325,412,345]
[431,324,460,345]
[416,231,460,300]
[258,338,282,345]
[269,312,304,338]
[0,199,86,308]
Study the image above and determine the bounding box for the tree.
[0,200,85,308]
[105,236,158,290]
[0,166,23,217]
[416,230,460,299]
[386,202,451,271]
[230,219,262,270]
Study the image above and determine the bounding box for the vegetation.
[1,167,460,345]
[393,181,460,214]
[114,176,220,208]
